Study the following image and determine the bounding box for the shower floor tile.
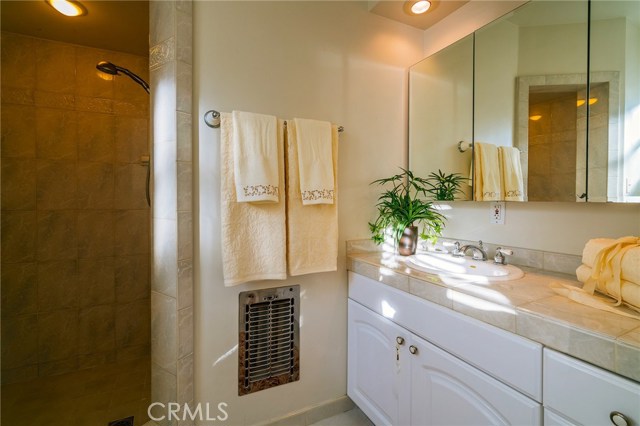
[1,357,150,426]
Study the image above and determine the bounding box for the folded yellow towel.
[576,264,640,312]
[221,113,287,286]
[498,146,524,201]
[286,120,339,276]
[581,237,640,284]
[292,118,334,205]
[473,142,502,201]
[232,110,280,203]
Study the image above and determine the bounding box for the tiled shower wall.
[1,32,150,384]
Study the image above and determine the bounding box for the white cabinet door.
[410,334,542,426]
[544,349,640,426]
[348,300,410,426]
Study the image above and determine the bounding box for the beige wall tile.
[176,112,192,162]
[1,262,38,317]
[177,306,193,359]
[115,116,149,163]
[1,87,35,106]
[115,210,150,255]
[35,39,76,94]
[1,314,39,368]
[38,309,79,363]
[115,255,150,303]
[177,259,193,310]
[79,305,116,355]
[117,344,150,363]
[1,365,39,385]
[1,104,37,158]
[75,96,113,114]
[151,292,177,375]
[1,32,37,89]
[34,90,76,110]
[78,350,117,370]
[77,162,115,209]
[37,210,77,261]
[78,257,116,307]
[115,163,149,209]
[39,357,79,377]
[36,160,77,210]
[2,210,37,263]
[1,157,37,210]
[77,112,116,162]
[38,260,79,311]
[151,362,177,424]
[117,299,151,349]
[36,108,78,160]
[150,1,176,47]
[177,211,192,261]
[177,161,192,212]
[77,210,115,258]
[152,218,178,298]
[176,353,193,405]
[76,47,114,99]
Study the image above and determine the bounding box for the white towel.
[473,142,502,201]
[581,237,640,285]
[233,110,280,203]
[286,120,339,276]
[498,146,524,201]
[576,264,640,312]
[221,113,287,286]
[293,118,334,205]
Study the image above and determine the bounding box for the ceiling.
[368,0,469,30]
[1,0,148,56]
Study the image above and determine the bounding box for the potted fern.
[369,168,446,255]
[424,169,467,201]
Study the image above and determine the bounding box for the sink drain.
[108,416,134,426]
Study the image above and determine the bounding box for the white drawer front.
[544,349,640,426]
[349,272,542,401]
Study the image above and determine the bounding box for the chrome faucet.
[453,240,488,261]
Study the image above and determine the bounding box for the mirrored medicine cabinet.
[409,0,640,203]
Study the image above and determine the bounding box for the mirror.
[409,35,473,201]
[408,0,639,203]
[590,0,640,202]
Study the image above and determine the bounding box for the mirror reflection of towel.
[473,142,502,201]
[498,146,524,201]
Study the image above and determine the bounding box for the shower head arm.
[114,65,150,94]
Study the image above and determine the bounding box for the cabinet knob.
[409,345,418,355]
[396,336,405,345]
[610,412,629,426]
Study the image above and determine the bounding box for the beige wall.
[422,0,640,254]
[1,33,150,384]
[194,2,423,424]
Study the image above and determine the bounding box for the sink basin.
[406,252,524,282]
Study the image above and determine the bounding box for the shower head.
[96,61,150,94]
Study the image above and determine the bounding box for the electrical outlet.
[490,201,505,224]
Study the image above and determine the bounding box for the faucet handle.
[478,240,484,249]
[452,241,462,256]
[494,247,513,264]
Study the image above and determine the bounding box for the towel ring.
[204,110,221,128]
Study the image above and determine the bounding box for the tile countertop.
[347,251,640,383]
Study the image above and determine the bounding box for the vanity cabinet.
[347,272,542,425]
[543,349,640,426]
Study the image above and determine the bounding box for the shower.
[96,60,150,94]
[97,60,152,206]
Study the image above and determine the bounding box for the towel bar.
[203,109,344,133]
[458,141,521,153]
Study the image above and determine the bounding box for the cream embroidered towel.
[581,237,640,284]
[221,113,287,286]
[292,118,334,205]
[286,120,338,276]
[233,110,280,203]
[473,142,502,201]
[498,146,524,201]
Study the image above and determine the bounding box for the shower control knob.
[396,337,405,345]
[409,345,418,355]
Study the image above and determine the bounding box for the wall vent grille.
[238,285,300,396]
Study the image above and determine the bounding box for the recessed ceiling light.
[411,0,432,14]
[45,0,87,17]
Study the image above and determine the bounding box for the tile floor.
[141,407,372,426]
[1,357,150,426]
